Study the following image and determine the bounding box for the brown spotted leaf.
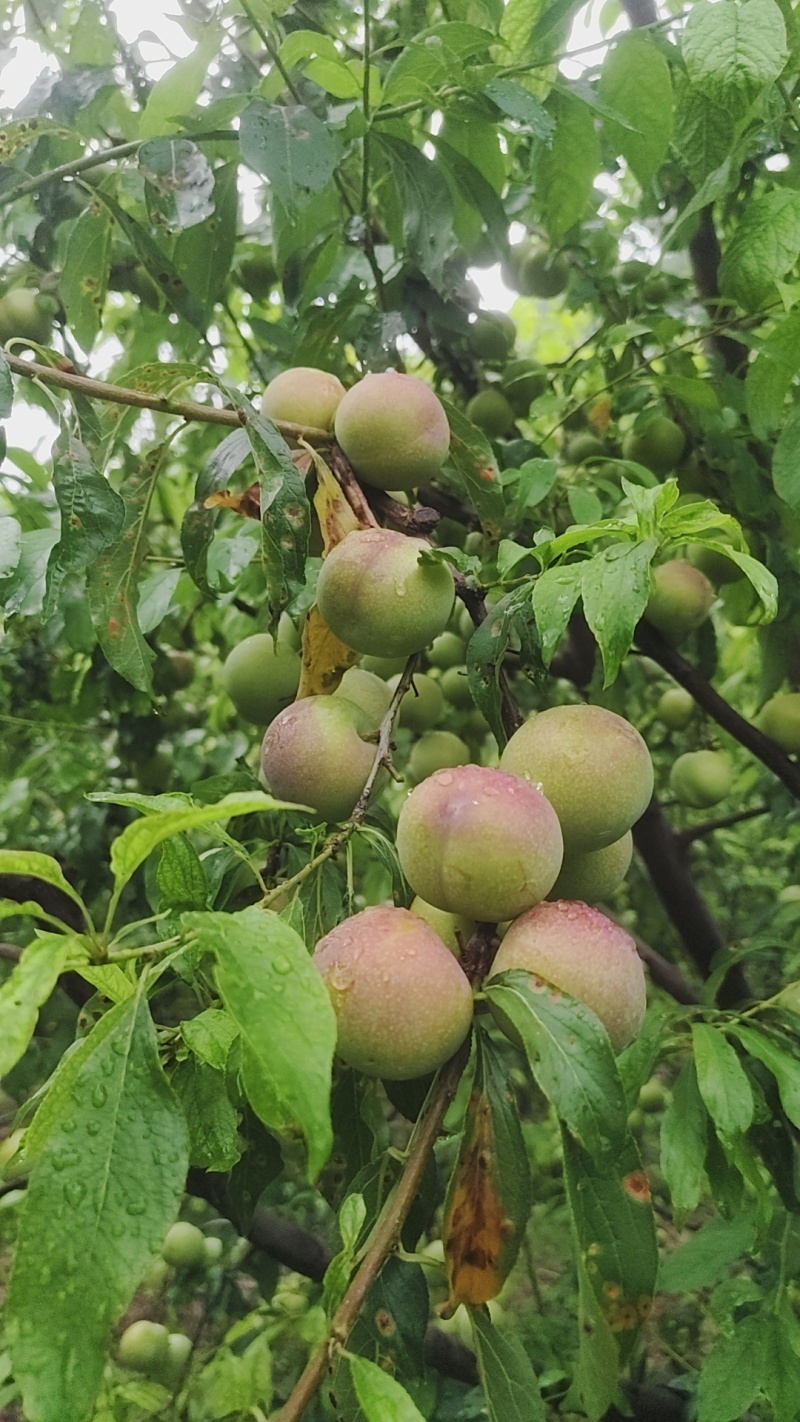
[442,1028,531,1310]
[297,604,359,699]
[310,448,362,554]
[60,199,113,351]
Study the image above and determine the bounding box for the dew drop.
[64,1180,86,1207]
[92,1084,108,1108]
[272,954,292,975]
[127,1200,147,1216]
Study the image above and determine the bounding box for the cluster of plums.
[116,1223,222,1384]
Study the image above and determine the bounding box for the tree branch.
[676,803,770,849]
[634,621,800,801]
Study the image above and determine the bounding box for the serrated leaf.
[581,539,657,686]
[441,397,505,540]
[139,137,215,232]
[60,199,113,350]
[536,90,600,240]
[188,906,336,1179]
[719,189,800,312]
[0,934,70,1079]
[42,435,124,620]
[0,850,88,920]
[182,1008,239,1070]
[485,972,628,1165]
[659,1210,757,1293]
[469,1305,545,1422]
[7,981,189,1422]
[350,1354,426,1422]
[692,1023,753,1150]
[731,1023,800,1129]
[378,133,455,296]
[139,28,221,138]
[746,310,800,438]
[599,32,673,187]
[443,1030,531,1309]
[671,72,733,188]
[171,1056,241,1172]
[531,562,582,665]
[772,404,800,510]
[239,99,338,210]
[695,1312,769,1422]
[682,0,788,114]
[156,835,208,911]
[174,161,238,316]
[661,1060,707,1218]
[109,792,294,896]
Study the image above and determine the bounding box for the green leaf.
[0,934,70,1079]
[719,189,800,312]
[0,514,21,577]
[599,32,673,187]
[660,1059,708,1219]
[156,835,208,911]
[171,1056,241,1172]
[484,78,554,141]
[174,161,238,315]
[732,1023,800,1129]
[7,981,189,1422]
[469,1305,545,1422]
[89,187,206,331]
[59,199,113,350]
[239,100,338,211]
[504,459,559,524]
[659,1210,757,1293]
[139,28,222,137]
[485,971,628,1166]
[240,407,310,624]
[671,73,734,188]
[181,1008,239,1070]
[181,427,251,594]
[187,1328,272,1421]
[531,563,582,666]
[0,850,88,920]
[187,906,336,1179]
[772,404,800,510]
[746,310,800,438]
[350,1354,426,1422]
[139,137,215,232]
[692,1023,754,1149]
[378,134,455,296]
[323,1191,367,1313]
[682,0,788,115]
[695,1311,770,1422]
[109,792,293,896]
[581,539,658,686]
[536,90,600,241]
[42,435,124,620]
[440,397,505,540]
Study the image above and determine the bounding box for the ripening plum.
[466,388,516,438]
[334,371,450,491]
[260,366,345,430]
[656,687,696,730]
[409,897,476,956]
[315,528,455,658]
[333,667,392,731]
[669,750,732,808]
[548,831,633,904]
[756,692,800,753]
[261,696,378,822]
[396,764,563,923]
[221,627,301,724]
[645,560,715,645]
[488,900,646,1052]
[313,906,473,1078]
[500,704,653,852]
[407,730,471,784]
[388,671,444,732]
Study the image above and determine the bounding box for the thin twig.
[676,803,771,849]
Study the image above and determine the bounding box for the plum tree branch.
[676,803,770,848]
[634,621,800,800]
[273,1044,469,1422]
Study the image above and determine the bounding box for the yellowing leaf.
[297,604,359,699]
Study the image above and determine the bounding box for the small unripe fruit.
[656,687,696,730]
[507,243,569,298]
[118,1320,170,1374]
[313,906,473,1079]
[397,764,564,922]
[334,371,450,491]
[261,696,377,822]
[645,560,715,645]
[549,831,633,904]
[500,358,548,415]
[489,900,646,1052]
[159,1332,192,1385]
[221,630,301,724]
[669,750,732,808]
[686,541,741,587]
[622,417,686,475]
[388,672,444,732]
[757,693,800,753]
[407,730,471,783]
[565,433,605,464]
[409,897,476,956]
[203,1236,224,1264]
[0,288,54,346]
[261,367,345,430]
[427,630,466,669]
[439,666,472,709]
[361,652,408,678]
[468,311,516,361]
[333,667,392,731]
[162,1221,207,1269]
[466,389,516,438]
[238,246,277,299]
[638,1079,669,1113]
[500,705,653,852]
[316,529,455,658]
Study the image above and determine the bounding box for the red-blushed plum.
[313,906,473,1078]
[261,696,377,822]
[388,671,445,732]
[396,764,563,922]
[644,560,715,645]
[407,730,471,784]
[409,896,477,956]
[332,666,392,731]
[316,528,455,658]
[549,831,633,904]
[756,692,800,753]
[488,900,646,1052]
[656,687,696,730]
[334,371,451,491]
[260,366,345,430]
[499,704,653,852]
[669,749,732,808]
[221,630,300,725]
